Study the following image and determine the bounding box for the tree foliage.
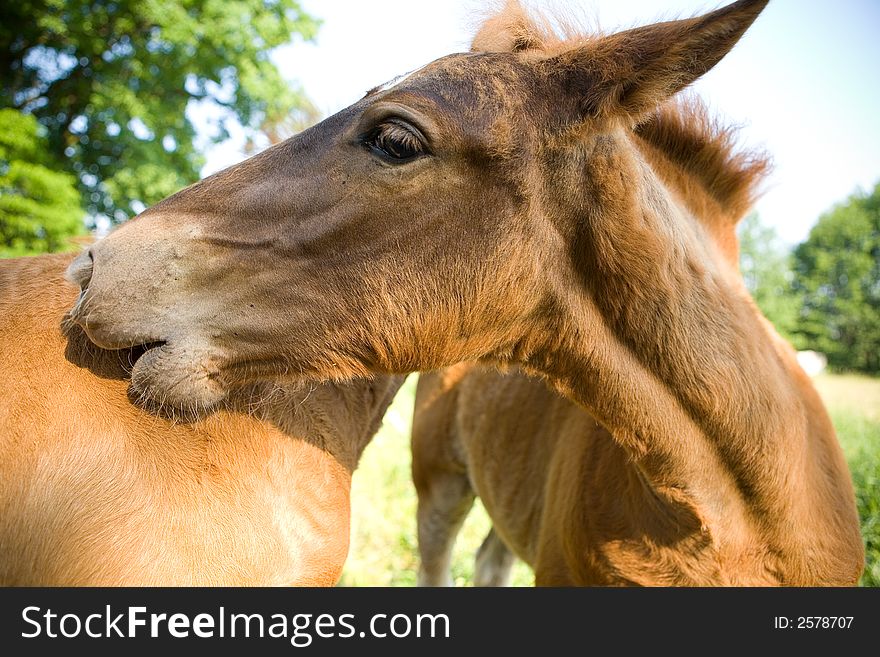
[0,0,318,224]
[0,108,83,256]
[792,183,880,374]
[737,212,799,342]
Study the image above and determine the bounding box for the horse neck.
[532,130,861,582]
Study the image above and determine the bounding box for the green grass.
[341,373,880,586]
[813,374,880,586]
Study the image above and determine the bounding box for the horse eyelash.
[367,120,426,158]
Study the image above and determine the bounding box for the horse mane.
[472,1,771,225]
[634,97,771,224]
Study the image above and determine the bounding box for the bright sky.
[202,0,880,246]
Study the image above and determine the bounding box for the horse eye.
[366,119,426,162]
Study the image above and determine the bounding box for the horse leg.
[415,471,475,586]
[474,527,516,586]
[412,370,476,587]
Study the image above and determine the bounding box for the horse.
[413,353,864,585]
[0,254,403,584]
[58,0,863,585]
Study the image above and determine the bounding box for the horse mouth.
[126,339,228,415]
[127,340,168,371]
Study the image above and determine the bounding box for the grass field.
[813,374,880,586]
[339,373,880,587]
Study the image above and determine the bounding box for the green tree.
[0,0,318,225]
[792,183,880,374]
[0,108,83,256]
[737,212,800,341]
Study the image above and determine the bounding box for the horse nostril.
[65,248,95,291]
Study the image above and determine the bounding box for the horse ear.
[548,0,768,124]
[471,0,547,53]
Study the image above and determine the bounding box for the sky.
[201,0,880,246]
